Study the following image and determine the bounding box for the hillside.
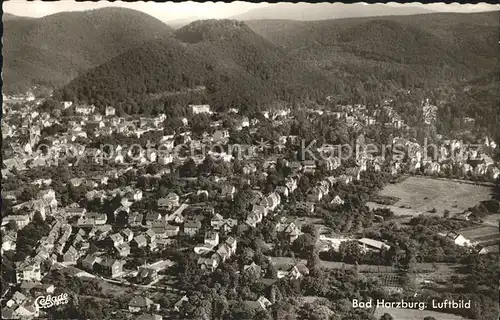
[244,12,499,98]
[246,11,499,61]
[245,11,499,46]
[3,7,173,93]
[231,3,434,21]
[58,20,333,115]
[2,13,33,21]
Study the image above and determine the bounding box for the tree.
[379,313,393,320]
[19,185,38,202]
[338,241,363,264]
[443,209,450,218]
[292,234,316,257]
[301,224,318,239]
[179,158,198,177]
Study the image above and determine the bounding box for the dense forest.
[56,20,333,114]
[246,11,498,95]
[3,7,172,93]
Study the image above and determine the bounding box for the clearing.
[370,176,492,215]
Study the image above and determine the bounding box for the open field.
[373,307,468,320]
[482,213,500,226]
[374,176,492,215]
[459,225,500,245]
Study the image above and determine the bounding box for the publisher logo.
[35,293,69,309]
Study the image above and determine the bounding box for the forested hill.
[245,11,499,52]
[57,20,333,115]
[243,11,499,101]
[230,3,434,21]
[3,7,173,93]
[2,13,32,21]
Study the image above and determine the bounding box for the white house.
[190,104,211,115]
[442,232,471,247]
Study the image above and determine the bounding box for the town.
[2,88,499,320]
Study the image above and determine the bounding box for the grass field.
[373,307,468,320]
[374,176,492,215]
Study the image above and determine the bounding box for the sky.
[3,1,500,22]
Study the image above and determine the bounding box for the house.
[243,262,262,278]
[165,204,188,224]
[165,224,180,237]
[15,259,42,284]
[109,233,124,246]
[274,186,289,198]
[204,231,220,247]
[184,219,202,236]
[128,213,143,227]
[7,291,27,308]
[306,187,323,203]
[190,104,211,115]
[477,244,499,255]
[157,193,180,209]
[115,243,131,257]
[210,214,238,232]
[225,236,237,253]
[128,296,158,313]
[358,238,391,252]
[75,105,95,115]
[81,254,101,272]
[337,174,353,184]
[424,162,441,175]
[276,264,309,279]
[77,212,107,227]
[263,193,281,212]
[489,167,500,180]
[2,233,17,253]
[346,167,361,180]
[144,229,157,243]
[4,215,31,230]
[220,219,238,233]
[14,302,39,319]
[324,157,342,171]
[173,295,189,312]
[220,185,236,201]
[95,258,124,278]
[158,154,173,165]
[197,257,218,272]
[144,212,162,226]
[136,267,157,284]
[244,296,273,312]
[213,130,230,142]
[19,282,55,295]
[246,211,262,228]
[120,228,134,242]
[105,106,116,116]
[212,244,230,262]
[442,232,471,247]
[211,213,225,229]
[296,202,315,214]
[151,222,169,238]
[303,160,316,173]
[64,207,86,217]
[285,176,298,193]
[132,235,148,249]
[62,246,79,265]
[89,224,112,240]
[276,220,301,243]
[331,195,345,205]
